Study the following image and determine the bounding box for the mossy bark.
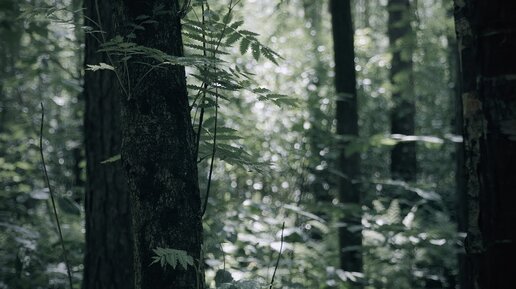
[454,1,516,288]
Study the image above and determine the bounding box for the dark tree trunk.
[83,1,134,288]
[388,0,416,182]
[454,1,516,288]
[115,1,203,288]
[330,1,363,287]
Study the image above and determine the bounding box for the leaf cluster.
[151,247,194,270]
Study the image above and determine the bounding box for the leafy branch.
[151,247,194,270]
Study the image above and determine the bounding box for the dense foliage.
[0,0,461,288]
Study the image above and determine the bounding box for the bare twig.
[269,222,285,289]
[39,103,73,289]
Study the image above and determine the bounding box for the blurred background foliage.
[0,0,460,288]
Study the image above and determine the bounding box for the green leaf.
[225,32,242,46]
[184,43,229,55]
[130,23,145,31]
[239,30,259,37]
[86,62,115,71]
[252,87,271,93]
[165,251,177,268]
[222,11,233,24]
[261,47,279,65]
[251,42,260,61]
[182,23,205,34]
[151,248,194,270]
[273,97,299,107]
[239,37,251,55]
[230,20,244,30]
[101,154,121,164]
[135,14,150,20]
[203,116,217,128]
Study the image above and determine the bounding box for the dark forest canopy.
[0,0,514,288]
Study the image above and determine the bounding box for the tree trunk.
[116,1,203,288]
[454,1,516,288]
[83,0,134,288]
[330,1,363,287]
[388,0,416,182]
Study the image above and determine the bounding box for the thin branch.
[201,91,218,217]
[39,103,73,289]
[269,222,285,289]
[194,2,209,160]
[194,105,205,160]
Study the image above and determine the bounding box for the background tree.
[388,0,416,181]
[0,1,84,287]
[454,1,516,288]
[83,0,134,288]
[330,0,363,287]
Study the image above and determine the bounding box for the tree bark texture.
[115,1,203,288]
[330,1,363,287]
[454,1,516,288]
[388,0,417,182]
[83,0,134,288]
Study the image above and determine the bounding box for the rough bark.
[83,0,134,288]
[388,0,416,182]
[454,1,516,288]
[115,1,203,288]
[330,0,363,287]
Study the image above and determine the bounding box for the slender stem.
[39,103,73,289]
[124,58,131,96]
[194,105,205,160]
[194,0,235,151]
[269,222,285,289]
[201,92,217,217]
[194,2,209,160]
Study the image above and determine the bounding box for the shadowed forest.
[0,0,515,288]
